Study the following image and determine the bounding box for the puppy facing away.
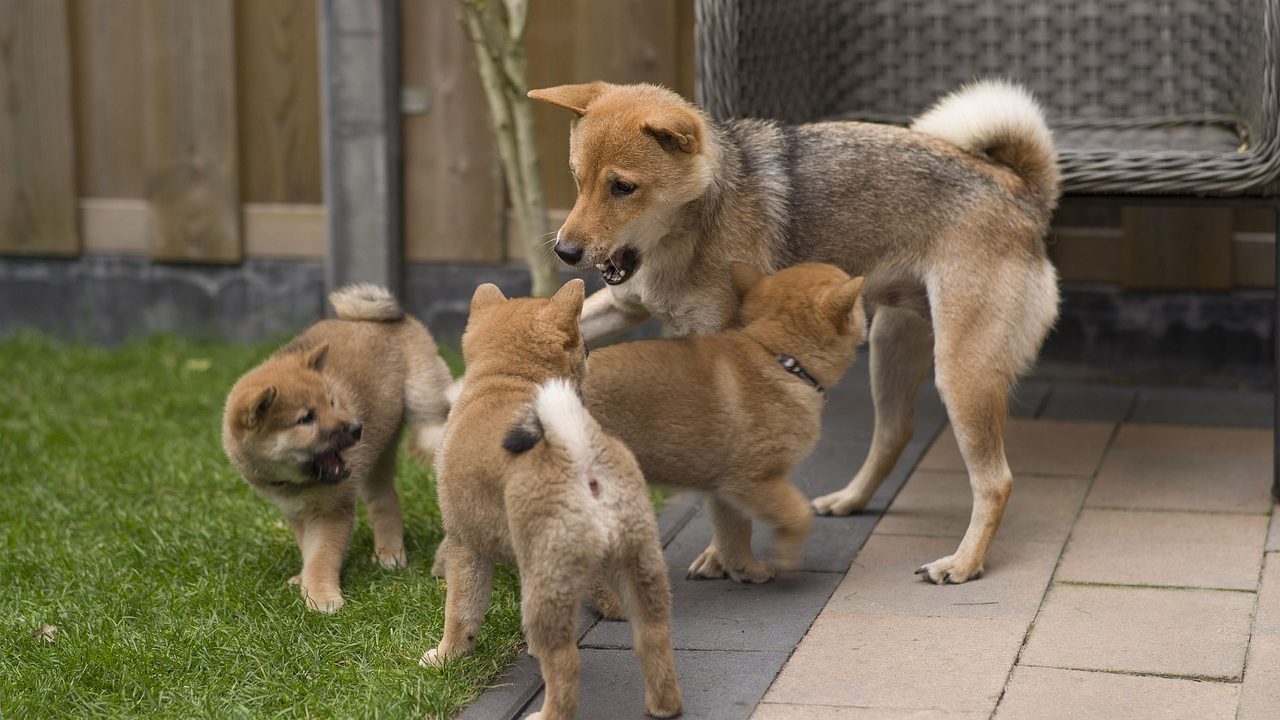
[585,263,865,583]
[530,80,1061,584]
[223,285,453,612]
[422,280,681,720]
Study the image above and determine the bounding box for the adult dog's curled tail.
[329,283,404,322]
[911,79,1060,214]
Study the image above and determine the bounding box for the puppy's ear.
[302,344,329,373]
[244,385,277,427]
[824,276,866,333]
[471,283,507,314]
[540,278,586,334]
[730,262,763,300]
[642,106,702,154]
[528,82,608,116]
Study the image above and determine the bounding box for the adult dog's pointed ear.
[471,283,507,314]
[528,82,609,116]
[642,106,702,154]
[825,276,866,333]
[302,344,329,373]
[730,262,763,301]
[244,385,277,428]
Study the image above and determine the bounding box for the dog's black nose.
[554,240,584,265]
[348,422,363,441]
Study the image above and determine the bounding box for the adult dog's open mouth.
[596,247,640,286]
[308,450,350,484]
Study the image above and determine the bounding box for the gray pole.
[318,0,403,299]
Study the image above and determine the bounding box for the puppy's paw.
[589,580,627,621]
[373,547,408,570]
[915,554,984,585]
[812,488,868,516]
[687,547,727,580]
[302,588,345,613]
[287,574,302,586]
[727,559,775,584]
[420,646,461,668]
[646,690,683,718]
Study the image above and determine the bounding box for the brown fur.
[584,263,866,582]
[530,80,1062,584]
[222,285,452,612]
[422,280,681,720]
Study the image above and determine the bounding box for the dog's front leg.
[579,287,650,345]
[295,508,355,613]
[421,542,494,666]
[688,495,774,583]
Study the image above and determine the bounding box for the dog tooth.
[596,263,608,271]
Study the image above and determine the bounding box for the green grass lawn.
[0,333,523,718]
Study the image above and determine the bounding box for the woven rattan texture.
[695,0,1280,196]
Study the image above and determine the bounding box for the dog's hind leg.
[515,546,593,719]
[402,341,453,466]
[813,305,934,516]
[914,259,1054,584]
[421,542,494,665]
[615,539,682,718]
[360,445,407,569]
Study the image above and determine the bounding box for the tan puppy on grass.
[223,285,452,612]
[422,280,681,720]
[585,263,866,584]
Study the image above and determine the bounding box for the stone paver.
[1241,554,1280,719]
[1038,384,1136,423]
[1129,387,1273,428]
[1020,584,1255,680]
[917,419,1114,478]
[823,534,1062,620]
[994,665,1239,720]
[581,570,842,652]
[756,704,986,720]
[874,471,1089,541]
[762,612,1026,714]
[1086,425,1273,513]
[1268,511,1279,553]
[1056,508,1269,591]
[519,649,788,720]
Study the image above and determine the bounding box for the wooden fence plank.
[71,0,146,199]
[0,0,79,256]
[401,0,504,263]
[235,0,322,204]
[141,0,241,262]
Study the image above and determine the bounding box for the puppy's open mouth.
[308,450,350,484]
[596,247,640,286]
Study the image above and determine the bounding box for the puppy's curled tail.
[503,379,594,472]
[329,283,404,322]
[911,79,1060,214]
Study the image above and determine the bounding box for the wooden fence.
[0,0,1271,289]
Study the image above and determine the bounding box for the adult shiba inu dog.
[223,285,453,612]
[422,280,681,720]
[530,79,1061,584]
[584,263,865,584]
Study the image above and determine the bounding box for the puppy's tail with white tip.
[330,284,404,322]
[501,379,595,476]
[911,79,1060,215]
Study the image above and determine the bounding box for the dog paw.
[728,560,775,584]
[287,574,302,586]
[915,554,984,585]
[303,588,345,613]
[420,646,456,668]
[372,548,408,570]
[645,691,683,718]
[687,547,727,580]
[812,488,868,516]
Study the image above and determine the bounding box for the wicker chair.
[695,0,1280,499]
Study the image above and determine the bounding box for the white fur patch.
[329,283,403,322]
[910,79,1053,163]
[534,379,593,470]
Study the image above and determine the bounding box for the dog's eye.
[297,409,316,425]
[611,179,636,197]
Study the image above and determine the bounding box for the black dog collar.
[777,354,824,394]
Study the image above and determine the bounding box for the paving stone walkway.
[460,360,1277,719]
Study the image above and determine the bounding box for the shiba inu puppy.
[422,280,681,720]
[223,285,453,612]
[530,79,1061,584]
[585,263,865,583]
